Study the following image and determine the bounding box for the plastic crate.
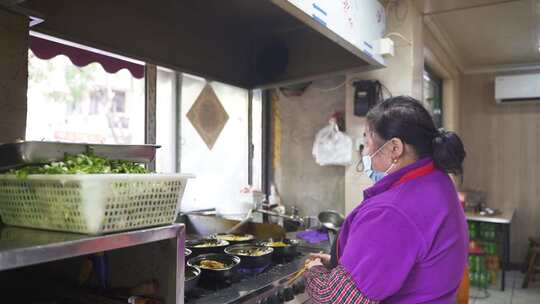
[0,174,192,235]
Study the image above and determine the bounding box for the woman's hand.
[305,257,323,270]
[309,253,331,266]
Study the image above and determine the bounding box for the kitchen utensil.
[287,266,307,285]
[187,253,241,284]
[225,208,254,234]
[287,250,324,285]
[224,244,273,269]
[317,210,344,232]
[179,208,216,216]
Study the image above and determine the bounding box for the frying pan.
[224,244,273,269]
[184,265,201,293]
[187,253,241,284]
[261,238,299,260]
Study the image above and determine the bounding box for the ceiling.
[418,0,540,71]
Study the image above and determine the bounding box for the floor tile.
[468,271,540,303]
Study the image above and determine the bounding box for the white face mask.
[362,141,396,182]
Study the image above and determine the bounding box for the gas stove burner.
[185,287,206,299]
[237,265,269,276]
[184,252,309,304]
[273,252,302,264]
[199,279,233,290]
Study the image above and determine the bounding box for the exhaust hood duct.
[254,39,289,84]
[19,0,385,88]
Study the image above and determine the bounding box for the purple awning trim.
[29,36,145,79]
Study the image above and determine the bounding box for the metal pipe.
[254,209,305,227]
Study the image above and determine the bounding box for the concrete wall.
[0,9,28,142]
[344,0,425,214]
[273,77,346,216]
[459,71,540,263]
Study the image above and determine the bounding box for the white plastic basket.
[0,174,192,235]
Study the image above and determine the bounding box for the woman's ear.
[389,137,405,160]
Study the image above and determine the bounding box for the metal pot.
[184,265,201,293]
[187,253,241,284]
[224,244,273,269]
[185,238,230,255]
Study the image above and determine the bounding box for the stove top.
[185,254,307,304]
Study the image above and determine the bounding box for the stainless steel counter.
[0,224,184,271]
[0,224,186,303]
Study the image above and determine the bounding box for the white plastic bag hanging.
[312,119,352,166]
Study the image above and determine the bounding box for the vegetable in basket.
[6,152,148,178]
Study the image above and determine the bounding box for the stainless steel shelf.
[466,209,515,224]
[0,224,184,271]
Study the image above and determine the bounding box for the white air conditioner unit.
[495,74,540,104]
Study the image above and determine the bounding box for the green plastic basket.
[0,174,192,235]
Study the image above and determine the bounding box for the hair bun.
[432,129,466,175]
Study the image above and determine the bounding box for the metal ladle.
[318,210,344,242]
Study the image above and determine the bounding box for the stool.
[523,238,540,272]
[522,238,540,288]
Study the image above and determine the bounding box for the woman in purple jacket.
[305,96,468,304]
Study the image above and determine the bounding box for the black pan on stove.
[186,238,230,255]
[224,244,273,269]
[185,265,201,293]
[187,253,241,284]
[261,238,299,260]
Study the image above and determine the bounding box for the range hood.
[15,0,385,88]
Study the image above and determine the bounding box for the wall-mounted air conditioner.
[495,74,540,104]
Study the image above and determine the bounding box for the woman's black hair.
[366,96,466,175]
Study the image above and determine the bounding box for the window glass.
[26,50,145,144]
[155,68,177,173]
[179,74,249,216]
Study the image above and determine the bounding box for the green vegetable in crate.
[6,152,148,178]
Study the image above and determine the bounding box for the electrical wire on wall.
[313,80,346,92]
[381,0,412,48]
[310,75,347,93]
[385,32,412,46]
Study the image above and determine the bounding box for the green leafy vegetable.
[7,152,148,178]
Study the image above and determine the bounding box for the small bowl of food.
[187,253,241,283]
[186,238,230,255]
[224,244,273,268]
[212,233,255,244]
